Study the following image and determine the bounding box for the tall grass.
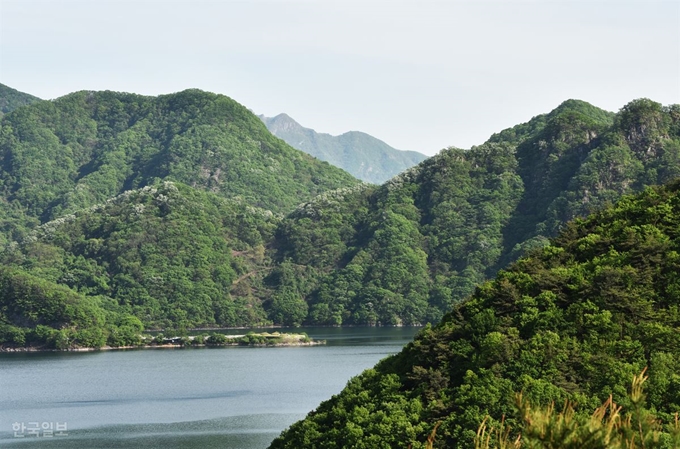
[475,369,680,449]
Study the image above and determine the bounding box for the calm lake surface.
[0,327,420,448]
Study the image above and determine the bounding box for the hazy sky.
[1,0,679,156]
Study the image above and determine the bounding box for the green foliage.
[476,370,680,449]
[0,83,41,115]
[269,180,680,448]
[268,290,308,327]
[268,98,680,326]
[0,88,358,222]
[153,333,165,345]
[2,93,680,344]
[269,369,431,449]
[206,332,227,345]
[239,332,269,345]
[0,265,142,349]
[0,182,280,337]
[0,86,361,343]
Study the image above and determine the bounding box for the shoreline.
[148,324,421,331]
[0,332,325,353]
[0,341,325,353]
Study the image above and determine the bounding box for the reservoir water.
[0,327,420,448]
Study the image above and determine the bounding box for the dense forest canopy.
[0,87,679,349]
[0,83,41,115]
[267,98,680,326]
[269,179,680,449]
[0,87,358,346]
[0,181,279,347]
[0,88,359,227]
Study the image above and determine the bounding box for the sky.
[1,0,679,156]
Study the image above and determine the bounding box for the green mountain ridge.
[0,86,360,345]
[0,181,279,346]
[1,92,679,350]
[2,86,679,448]
[269,178,680,449]
[266,98,680,326]
[0,88,359,228]
[0,83,41,115]
[260,113,428,184]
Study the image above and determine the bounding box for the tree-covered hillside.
[0,181,279,347]
[261,113,427,184]
[0,86,361,346]
[267,99,680,326]
[0,83,41,115]
[269,179,680,449]
[1,95,678,347]
[0,88,358,228]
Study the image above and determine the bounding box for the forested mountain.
[269,179,680,449]
[0,88,358,229]
[0,87,359,347]
[0,83,41,115]
[261,113,427,184]
[1,94,678,349]
[0,181,284,348]
[266,98,680,326]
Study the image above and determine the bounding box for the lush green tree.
[0,88,359,221]
[268,98,680,326]
[0,182,282,345]
[270,180,680,449]
[476,371,680,449]
[0,83,41,115]
[2,93,680,342]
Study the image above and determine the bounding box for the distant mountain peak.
[271,112,295,122]
[263,113,305,133]
[260,113,428,184]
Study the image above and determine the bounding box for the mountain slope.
[267,99,680,326]
[261,113,427,184]
[0,89,359,226]
[0,181,278,346]
[0,87,360,344]
[0,83,41,115]
[1,97,678,345]
[269,178,680,449]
